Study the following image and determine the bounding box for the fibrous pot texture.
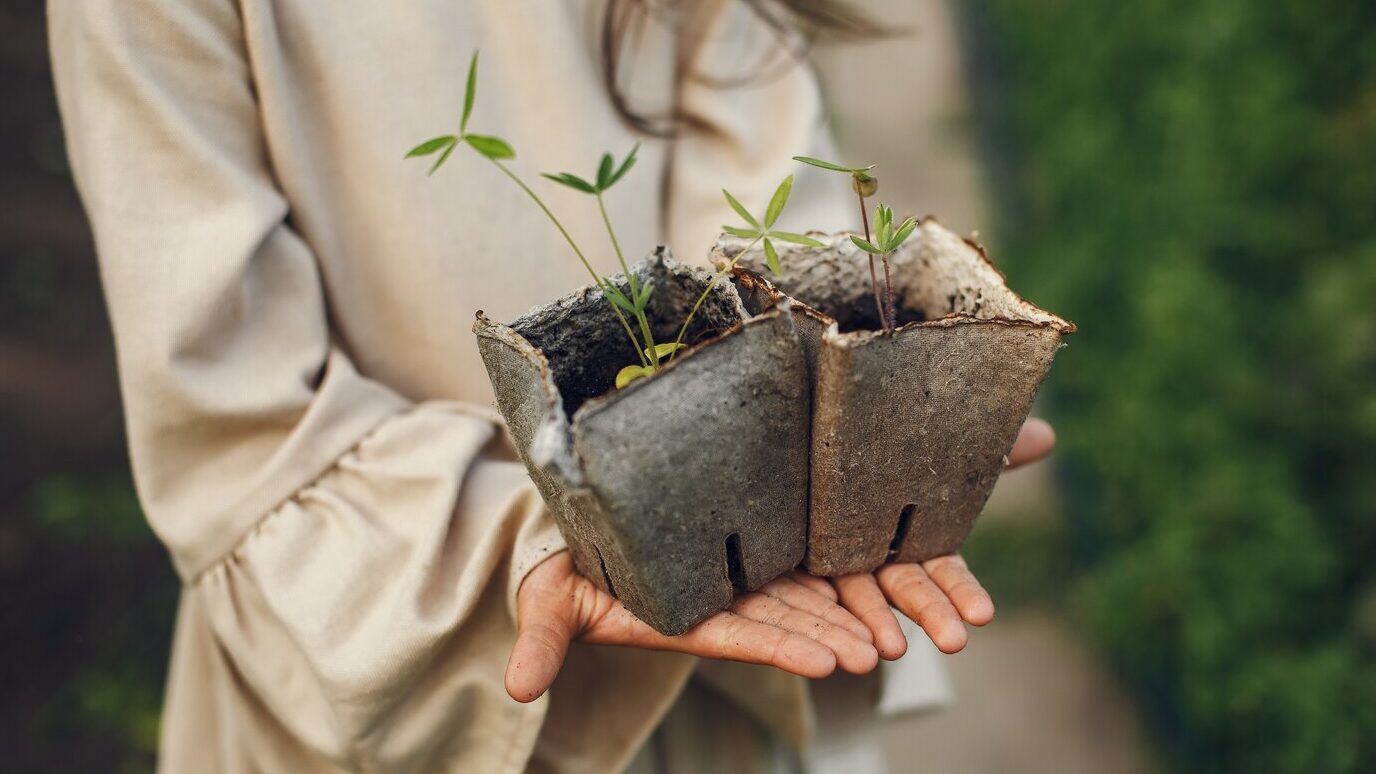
[718,221,1075,576]
[474,248,810,635]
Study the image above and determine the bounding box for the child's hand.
[506,559,879,703]
[832,418,1057,658]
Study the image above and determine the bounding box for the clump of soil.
[511,248,742,415]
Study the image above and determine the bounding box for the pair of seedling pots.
[475,219,1074,635]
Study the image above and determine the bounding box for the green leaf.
[722,225,760,239]
[762,238,781,276]
[769,231,825,247]
[890,217,919,250]
[406,135,457,158]
[850,235,882,255]
[430,141,458,174]
[607,143,640,188]
[465,134,515,160]
[792,155,873,174]
[541,172,597,194]
[602,280,636,313]
[461,51,479,133]
[597,153,614,190]
[876,205,894,248]
[764,175,793,228]
[615,364,656,389]
[722,189,760,229]
[644,342,686,361]
[634,280,655,310]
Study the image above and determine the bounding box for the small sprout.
[409,50,649,374]
[793,155,900,332]
[720,175,825,278]
[848,204,917,332]
[543,144,659,378]
[543,144,641,195]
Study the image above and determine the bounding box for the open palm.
[505,418,1056,702]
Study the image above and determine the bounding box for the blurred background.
[3,0,1374,771]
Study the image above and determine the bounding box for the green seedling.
[407,51,650,374]
[409,50,823,392]
[668,176,824,357]
[849,204,918,330]
[793,155,903,332]
[542,145,672,385]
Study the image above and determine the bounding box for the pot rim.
[715,220,1078,342]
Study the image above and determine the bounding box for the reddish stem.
[882,255,896,333]
[857,188,889,331]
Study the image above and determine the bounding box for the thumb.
[505,565,578,703]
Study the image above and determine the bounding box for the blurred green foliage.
[4,475,174,774]
[968,0,1376,770]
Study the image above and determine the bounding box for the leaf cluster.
[850,204,917,256]
[721,176,825,275]
[405,52,516,172]
[543,144,640,195]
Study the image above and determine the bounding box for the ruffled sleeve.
[50,0,564,768]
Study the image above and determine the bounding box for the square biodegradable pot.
[717,221,1075,576]
[474,248,811,635]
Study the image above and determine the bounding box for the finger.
[1007,417,1055,469]
[788,570,840,602]
[833,573,907,661]
[922,554,994,626]
[730,593,879,674]
[505,554,580,702]
[587,606,839,679]
[876,563,968,654]
[764,575,871,643]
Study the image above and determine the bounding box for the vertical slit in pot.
[596,548,619,598]
[888,505,917,558]
[724,533,748,593]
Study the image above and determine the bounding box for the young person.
[50,0,1054,770]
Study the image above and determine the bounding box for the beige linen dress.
[50,1,944,771]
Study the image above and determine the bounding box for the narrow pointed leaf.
[465,134,515,160]
[430,141,457,174]
[634,280,655,310]
[762,238,781,276]
[616,364,656,389]
[768,231,825,247]
[793,155,872,173]
[541,172,597,193]
[722,225,760,239]
[461,51,479,133]
[607,143,640,188]
[891,218,919,249]
[602,280,636,313]
[722,189,759,229]
[764,175,793,228]
[850,235,882,255]
[406,135,457,158]
[877,206,893,249]
[596,153,614,190]
[644,342,686,361]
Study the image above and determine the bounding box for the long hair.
[601,0,881,136]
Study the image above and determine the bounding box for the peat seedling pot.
[718,221,1075,576]
[475,249,811,635]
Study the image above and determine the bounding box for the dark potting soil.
[826,298,928,333]
[511,252,742,416]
